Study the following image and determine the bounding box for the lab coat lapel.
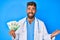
[22,18,27,40]
[34,17,39,40]
[22,20,27,40]
[19,17,27,40]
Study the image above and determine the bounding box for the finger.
[12,33,16,38]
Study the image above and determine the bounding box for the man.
[8,1,60,40]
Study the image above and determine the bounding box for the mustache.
[28,12,33,14]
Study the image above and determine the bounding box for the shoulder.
[18,17,26,25]
[18,17,26,24]
[15,17,26,33]
[36,18,46,28]
[36,17,45,25]
[18,17,26,23]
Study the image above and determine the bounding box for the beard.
[27,12,35,19]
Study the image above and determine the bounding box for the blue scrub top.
[26,19,35,40]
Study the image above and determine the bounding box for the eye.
[32,8,35,10]
[28,8,30,10]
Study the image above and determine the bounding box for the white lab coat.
[12,17,55,40]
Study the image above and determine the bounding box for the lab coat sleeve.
[41,21,55,40]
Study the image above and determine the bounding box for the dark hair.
[27,1,36,8]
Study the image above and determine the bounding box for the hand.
[9,30,16,38]
[51,30,60,39]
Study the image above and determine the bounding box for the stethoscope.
[18,18,40,40]
[22,18,40,33]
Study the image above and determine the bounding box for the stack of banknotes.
[7,21,19,31]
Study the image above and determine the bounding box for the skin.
[51,30,60,39]
[9,30,16,38]
[9,5,60,39]
[26,5,36,23]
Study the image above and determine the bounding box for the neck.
[27,17,35,24]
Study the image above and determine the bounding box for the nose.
[29,9,33,12]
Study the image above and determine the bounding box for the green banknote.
[7,21,19,31]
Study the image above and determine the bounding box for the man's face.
[27,5,36,19]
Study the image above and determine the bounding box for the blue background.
[0,0,60,40]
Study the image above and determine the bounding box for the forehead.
[27,5,36,8]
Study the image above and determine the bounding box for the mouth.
[28,12,33,15]
[29,13,33,16]
[27,13,35,19]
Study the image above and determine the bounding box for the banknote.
[7,21,19,31]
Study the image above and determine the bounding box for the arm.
[7,21,20,39]
[41,22,55,40]
[42,22,60,40]
[51,30,60,39]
